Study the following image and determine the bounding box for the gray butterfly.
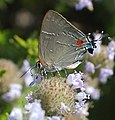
[38,10,97,72]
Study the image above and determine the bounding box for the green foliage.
[0,99,13,120]
[14,33,38,65]
[0,30,12,44]
[103,0,115,35]
[0,30,27,65]
[0,69,5,77]
[0,113,9,120]
[0,0,14,10]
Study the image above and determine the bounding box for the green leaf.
[14,35,27,48]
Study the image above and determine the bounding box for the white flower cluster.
[9,71,89,120]
[9,100,45,120]
[107,39,115,61]
[75,0,93,11]
[66,71,90,115]
[2,83,22,102]
[84,35,115,100]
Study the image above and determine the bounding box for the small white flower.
[30,99,42,112]
[85,86,100,100]
[29,112,44,120]
[26,91,34,103]
[24,74,34,87]
[74,100,86,112]
[67,72,84,90]
[29,73,42,86]
[75,0,93,11]
[24,103,32,111]
[2,90,21,102]
[60,102,70,113]
[99,68,113,84]
[66,73,75,85]
[85,61,95,73]
[72,79,84,90]
[107,40,115,61]
[9,108,23,120]
[2,84,22,102]
[75,91,89,101]
[21,59,30,71]
[74,103,89,116]
[10,84,22,90]
[29,99,45,120]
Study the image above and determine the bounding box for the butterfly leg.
[44,69,48,79]
[56,69,61,77]
[41,68,48,79]
[41,69,45,80]
[53,65,61,77]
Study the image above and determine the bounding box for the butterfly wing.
[39,10,88,71]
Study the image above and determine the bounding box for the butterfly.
[38,10,101,72]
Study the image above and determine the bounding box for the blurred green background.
[0,0,115,120]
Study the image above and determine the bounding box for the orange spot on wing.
[38,54,44,66]
[76,39,83,46]
[40,59,44,65]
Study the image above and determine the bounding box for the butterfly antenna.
[20,66,32,78]
[94,31,109,42]
[94,31,104,41]
[87,31,109,42]
[20,61,40,78]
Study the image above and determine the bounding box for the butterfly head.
[86,31,104,54]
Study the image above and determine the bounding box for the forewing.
[39,10,88,69]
